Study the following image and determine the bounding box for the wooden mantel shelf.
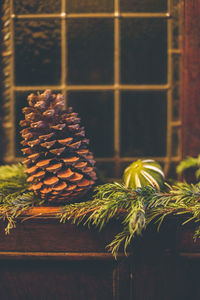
[23,206,61,215]
[0,207,125,255]
[0,208,200,299]
[20,206,61,218]
[0,206,133,300]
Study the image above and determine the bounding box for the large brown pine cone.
[20,90,97,203]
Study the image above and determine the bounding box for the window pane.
[67,0,114,13]
[167,162,178,180]
[120,0,167,12]
[96,162,115,181]
[15,92,29,157]
[121,19,167,84]
[14,0,61,14]
[172,53,180,120]
[67,19,114,84]
[120,92,167,157]
[172,127,179,156]
[67,91,114,157]
[172,0,180,49]
[14,20,61,86]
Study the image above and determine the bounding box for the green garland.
[59,182,200,257]
[1,164,200,258]
[176,154,200,179]
[0,164,42,233]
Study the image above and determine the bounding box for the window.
[1,0,181,179]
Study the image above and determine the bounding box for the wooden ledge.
[15,206,62,220]
[0,207,123,253]
[22,206,60,216]
[0,251,128,260]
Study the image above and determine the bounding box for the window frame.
[0,0,197,178]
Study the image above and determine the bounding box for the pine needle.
[176,155,200,179]
[1,165,200,259]
[0,164,41,233]
[59,183,155,258]
[59,182,200,258]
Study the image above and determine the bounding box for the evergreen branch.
[0,192,41,234]
[0,163,27,183]
[106,227,130,258]
[2,164,200,259]
[0,164,42,233]
[176,155,200,179]
[147,183,200,231]
[59,183,155,258]
[0,163,30,203]
[59,182,200,258]
[195,169,200,179]
[59,182,151,227]
[176,156,199,174]
[107,197,146,258]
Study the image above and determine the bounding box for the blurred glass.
[172,53,180,120]
[167,162,178,180]
[121,19,167,84]
[172,127,179,156]
[119,162,132,178]
[15,92,29,156]
[14,19,61,86]
[67,91,114,157]
[95,162,115,181]
[120,92,167,157]
[2,127,13,160]
[14,0,61,14]
[172,99,179,121]
[171,0,181,49]
[120,0,167,12]
[67,19,114,84]
[67,0,114,13]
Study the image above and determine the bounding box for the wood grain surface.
[181,0,200,157]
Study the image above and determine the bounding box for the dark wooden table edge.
[0,251,130,261]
